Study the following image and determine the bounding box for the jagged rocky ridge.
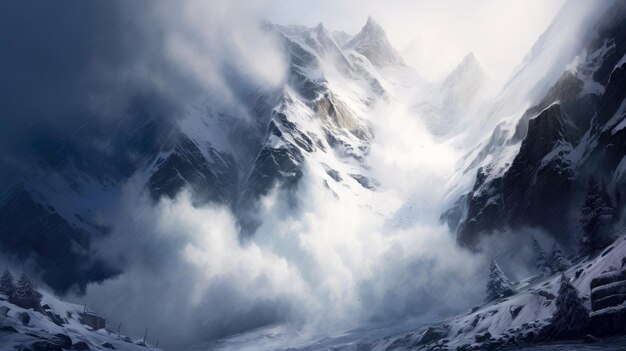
[444,1,626,249]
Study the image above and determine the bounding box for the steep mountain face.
[0,17,403,292]
[0,185,117,293]
[235,20,387,232]
[445,1,626,249]
[0,113,168,293]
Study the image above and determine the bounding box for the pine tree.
[486,259,516,302]
[579,178,614,255]
[532,235,551,275]
[548,244,570,273]
[14,273,42,303]
[550,274,589,339]
[0,268,15,297]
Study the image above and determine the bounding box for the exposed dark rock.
[575,269,584,279]
[470,314,480,328]
[458,104,578,247]
[30,341,62,351]
[475,331,492,343]
[45,311,64,326]
[0,325,18,333]
[509,305,524,319]
[51,333,71,349]
[72,341,90,350]
[537,290,556,301]
[325,169,342,182]
[349,174,377,190]
[148,134,238,205]
[419,326,448,345]
[18,312,30,326]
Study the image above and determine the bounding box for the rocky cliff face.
[447,1,626,249]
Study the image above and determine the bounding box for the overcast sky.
[264,0,566,81]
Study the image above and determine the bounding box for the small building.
[79,311,106,330]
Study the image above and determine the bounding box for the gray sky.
[264,0,566,81]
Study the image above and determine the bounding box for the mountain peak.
[458,51,482,69]
[359,16,388,41]
[446,52,487,81]
[344,16,405,67]
[462,51,477,63]
[439,51,490,112]
[363,16,382,32]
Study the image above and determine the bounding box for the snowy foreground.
[0,290,161,351]
[3,233,624,351]
[210,234,626,351]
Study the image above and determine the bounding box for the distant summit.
[440,51,490,111]
[344,16,405,67]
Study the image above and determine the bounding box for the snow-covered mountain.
[0,16,409,293]
[416,52,493,137]
[344,16,406,68]
[442,0,626,249]
[439,52,490,112]
[2,2,626,349]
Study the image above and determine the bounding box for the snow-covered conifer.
[550,274,589,338]
[0,268,15,297]
[548,244,570,273]
[486,259,516,301]
[532,235,551,275]
[14,273,42,303]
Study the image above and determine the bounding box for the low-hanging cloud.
[0,0,287,188]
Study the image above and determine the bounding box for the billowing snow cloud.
[79,166,485,349]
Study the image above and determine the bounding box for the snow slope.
[261,232,626,350]
[0,289,161,351]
